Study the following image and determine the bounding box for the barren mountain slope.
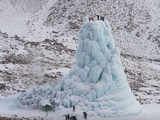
[0,0,160,104]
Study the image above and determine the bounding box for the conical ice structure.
[18,18,141,117]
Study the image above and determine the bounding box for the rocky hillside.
[46,0,160,59]
[0,31,74,96]
[0,0,160,104]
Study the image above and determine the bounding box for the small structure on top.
[89,15,105,22]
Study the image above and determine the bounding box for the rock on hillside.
[45,0,160,59]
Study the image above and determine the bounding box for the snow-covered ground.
[0,96,159,120]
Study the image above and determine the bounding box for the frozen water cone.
[18,18,142,118]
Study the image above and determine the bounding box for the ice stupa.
[18,18,141,117]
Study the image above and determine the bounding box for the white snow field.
[0,96,160,120]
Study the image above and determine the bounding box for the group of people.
[89,15,105,22]
[65,106,87,120]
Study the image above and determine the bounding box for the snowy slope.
[45,0,160,59]
[0,0,159,58]
[0,0,55,41]
[0,0,160,113]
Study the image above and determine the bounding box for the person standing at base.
[83,112,87,120]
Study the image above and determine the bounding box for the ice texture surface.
[18,19,141,117]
